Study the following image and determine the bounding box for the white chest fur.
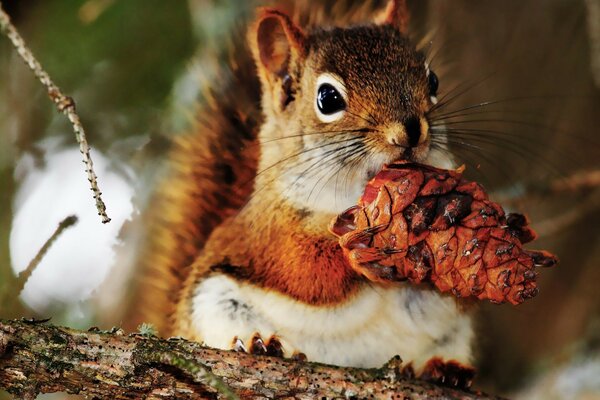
[190,274,473,370]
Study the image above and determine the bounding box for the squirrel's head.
[249,0,451,215]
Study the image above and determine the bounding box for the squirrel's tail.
[125,18,261,334]
[126,0,389,335]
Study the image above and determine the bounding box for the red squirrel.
[131,0,473,383]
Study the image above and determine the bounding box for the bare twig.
[491,169,600,237]
[493,168,600,205]
[0,2,111,223]
[0,319,505,400]
[14,215,78,295]
[534,192,600,237]
[548,169,600,193]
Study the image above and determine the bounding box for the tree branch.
[0,2,111,224]
[0,319,504,399]
[14,215,78,296]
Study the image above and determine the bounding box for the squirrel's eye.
[317,84,346,115]
[314,73,347,123]
[428,71,439,97]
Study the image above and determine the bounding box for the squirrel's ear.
[251,8,307,78]
[376,0,410,34]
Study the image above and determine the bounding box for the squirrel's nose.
[404,116,422,147]
[385,117,429,148]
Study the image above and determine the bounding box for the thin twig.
[549,169,600,193]
[490,169,600,237]
[493,168,600,204]
[0,2,111,223]
[15,215,79,295]
[534,192,600,237]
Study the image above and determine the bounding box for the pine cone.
[329,162,557,305]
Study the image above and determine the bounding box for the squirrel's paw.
[231,334,285,358]
[332,205,404,283]
[418,357,476,389]
[345,251,403,283]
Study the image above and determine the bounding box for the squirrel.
[130,0,474,382]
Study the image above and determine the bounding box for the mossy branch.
[0,319,505,400]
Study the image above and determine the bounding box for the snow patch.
[10,140,135,313]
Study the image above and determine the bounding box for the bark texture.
[0,319,505,399]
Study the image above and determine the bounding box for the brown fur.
[130,0,437,337]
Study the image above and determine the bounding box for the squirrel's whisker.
[431,118,599,147]
[248,138,362,219]
[256,128,371,147]
[430,126,545,146]
[306,144,368,205]
[434,130,571,177]
[428,94,591,119]
[244,138,361,205]
[335,145,368,204]
[429,70,499,114]
[254,136,363,180]
[430,142,496,184]
[306,143,365,206]
[431,125,568,157]
[345,109,379,127]
[246,136,365,210]
[428,107,547,121]
[340,145,372,203]
[285,142,364,198]
[431,138,512,183]
[436,133,559,180]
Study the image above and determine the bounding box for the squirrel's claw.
[329,205,360,237]
[233,334,286,358]
[419,357,476,390]
[232,337,247,353]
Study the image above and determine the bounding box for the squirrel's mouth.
[366,139,449,181]
[402,141,432,164]
[386,142,431,168]
[401,147,421,163]
[363,150,420,182]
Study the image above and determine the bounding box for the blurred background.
[0,0,598,398]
